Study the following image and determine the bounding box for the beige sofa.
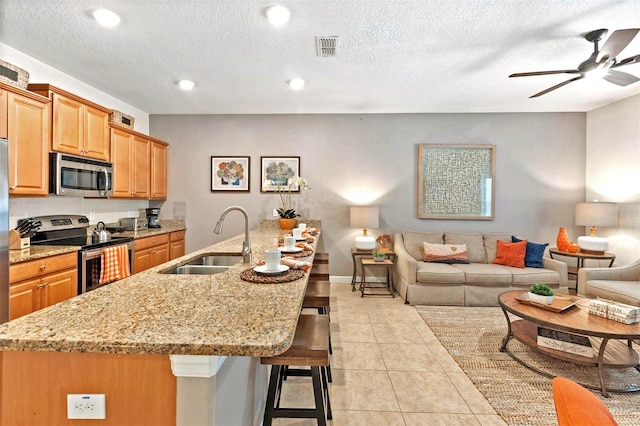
[577,259,640,306]
[394,231,569,306]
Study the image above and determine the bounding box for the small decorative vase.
[556,227,571,252]
[278,218,296,230]
[528,292,554,305]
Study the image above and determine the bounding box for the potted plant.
[262,176,310,229]
[528,283,554,304]
[372,248,386,262]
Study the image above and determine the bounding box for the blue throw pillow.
[512,236,549,268]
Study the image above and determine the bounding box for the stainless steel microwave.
[49,153,113,197]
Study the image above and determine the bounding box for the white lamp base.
[577,236,608,254]
[355,236,376,250]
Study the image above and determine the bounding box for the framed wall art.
[417,144,495,220]
[211,156,250,192]
[260,156,301,192]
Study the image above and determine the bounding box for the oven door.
[79,242,134,294]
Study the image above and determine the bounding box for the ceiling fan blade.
[598,29,640,61]
[530,76,584,98]
[602,69,640,86]
[509,70,579,77]
[611,54,640,68]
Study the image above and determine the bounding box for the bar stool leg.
[263,365,281,426]
[311,366,327,426]
[321,366,332,420]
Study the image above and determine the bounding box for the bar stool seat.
[309,263,329,282]
[261,314,331,426]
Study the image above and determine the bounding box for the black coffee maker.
[146,208,161,228]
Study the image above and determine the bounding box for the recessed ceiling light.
[93,9,121,28]
[289,78,305,90]
[178,80,195,90]
[266,5,291,26]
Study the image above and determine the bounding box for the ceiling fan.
[509,28,640,98]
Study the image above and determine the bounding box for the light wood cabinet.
[27,84,111,160]
[110,123,167,200]
[151,141,168,199]
[9,252,78,320]
[134,234,170,273]
[2,83,51,196]
[170,230,186,260]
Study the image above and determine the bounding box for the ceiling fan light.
[586,67,609,79]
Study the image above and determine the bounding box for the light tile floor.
[273,283,508,425]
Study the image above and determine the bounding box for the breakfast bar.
[0,222,321,425]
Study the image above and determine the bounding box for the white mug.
[284,236,296,250]
[298,223,307,230]
[264,249,281,271]
[292,228,303,238]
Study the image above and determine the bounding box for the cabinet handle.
[36,283,47,289]
[9,185,16,190]
[40,265,47,270]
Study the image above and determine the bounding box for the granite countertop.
[0,224,320,358]
[8,220,187,265]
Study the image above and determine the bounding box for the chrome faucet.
[214,206,252,263]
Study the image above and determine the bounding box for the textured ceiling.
[2,0,640,114]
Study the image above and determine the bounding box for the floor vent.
[316,36,339,57]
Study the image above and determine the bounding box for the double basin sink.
[161,253,242,275]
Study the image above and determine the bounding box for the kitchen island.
[0,221,321,425]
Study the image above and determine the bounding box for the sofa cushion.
[444,232,487,264]
[402,231,444,261]
[417,262,466,284]
[451,263,512,286]
[512,236,549,268]
[484,233,521,263]
[509,267,561,286]
[584,280,640,306]
[423,242,469,264]
[493,240,527,268]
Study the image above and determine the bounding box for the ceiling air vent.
[316,36,339,57]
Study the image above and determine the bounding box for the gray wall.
[150,113,586,277]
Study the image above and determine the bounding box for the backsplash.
[9,197,152,229]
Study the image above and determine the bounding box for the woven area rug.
[415,306,640,426]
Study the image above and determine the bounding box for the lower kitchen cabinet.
[170,230,186,260]
[134,234,170,273]
[9,252,78,320]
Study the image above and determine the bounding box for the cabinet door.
[152,243,170,267]
[7,92,49,196]
[170,240,185,260]
[9,277,40,320]
[133,136,150,198]
[52,93,83,155]
[43,269,78,308]
[150,142,167,199]
[84,105,110,160]
[0,88,7,139]
[110,127,134,197]
[133,247,153,274]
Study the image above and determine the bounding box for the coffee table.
[498,290,640,397]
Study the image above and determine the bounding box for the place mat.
[240,267,306,284]
[281,249,313,258]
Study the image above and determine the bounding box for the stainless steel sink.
[160,253,242,275]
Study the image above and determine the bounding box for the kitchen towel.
[99,245,131,285]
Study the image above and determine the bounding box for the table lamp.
[575,202,618,254]
[350,205,379,250]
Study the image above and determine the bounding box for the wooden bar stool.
[261,314,331,426]
[309,263,329,282]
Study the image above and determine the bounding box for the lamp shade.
[350,205,379,249]
[575,202,618,228]
[350,205,379,229]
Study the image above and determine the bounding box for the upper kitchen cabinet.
[0,82,51,196]
[27,84,111,161]
[150,140,167,199]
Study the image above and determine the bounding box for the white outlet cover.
[67,394,106,419]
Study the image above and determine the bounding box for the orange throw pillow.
[552,377,618,426]
[492,240,526,268]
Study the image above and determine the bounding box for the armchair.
[577,258,640,306]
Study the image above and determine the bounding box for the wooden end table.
[350,248,395,292]
[548,248,615,293]
[498,290,640,397]
[359,258,395,297]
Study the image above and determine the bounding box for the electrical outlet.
[272,209,279,217]
[128,209,135,217]
[89,211,96,220]
[67,394,106,419]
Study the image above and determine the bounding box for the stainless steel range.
[28,215,134,294]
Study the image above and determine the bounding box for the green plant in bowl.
[528,284,554,304]
[372,248,386,262]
